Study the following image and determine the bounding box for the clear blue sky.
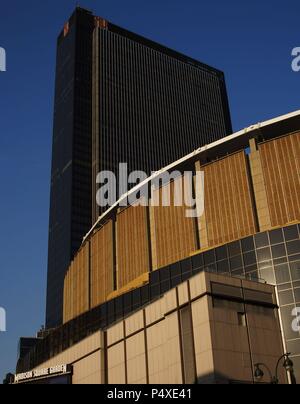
[0,0,299,379]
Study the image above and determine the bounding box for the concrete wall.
[42,273,286,384]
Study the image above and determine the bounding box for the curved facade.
[17,111,300,380]
[62,112,300,380]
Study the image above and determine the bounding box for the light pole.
[254,353,296,384]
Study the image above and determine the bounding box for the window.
[217,259,230,274]
[293,281,300,288]
[243,251,257,267]
[257,247,272,263]
[278,290,294,306]
[107,300,115,323]
[192,254,204,270]
[230,255,243,271]
[141,286,149,305]
[286,340,300,354]
[290,262,300,281]
[170,262,181,278]
[205,264,217,273]
[247,271,259,281]
[269,229,284,245]
[216,246,228,261]
[204,250,215,265]
[160,280,170,294]
[241,237,255,253]
[275,264,291,284]
[150,284,160,299]
[284,226,299,242]
[171,276,182,288]
[232,269,245,278]
[132,289,141,309]
[228,241,241,257]
[258,260,273,270]
[291,357,300,385]
[280,305,299,340]
[287,240,300,256]
[181,258,192,274]
[277,283,292,292]
[273,257,288,266]
[294,288,300,303]
[260,267,275,284]
[272,244,286,259]
[115,297,123,317]
[160,267,170,281]
[245,264,258,274]
[255,232,269,249]
[150,271,160,284]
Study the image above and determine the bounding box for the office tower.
[46,7,232,328]
[46,8,94,328]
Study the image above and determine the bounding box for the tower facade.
[46,7,232,328]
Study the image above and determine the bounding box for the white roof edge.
[83,109,300,243]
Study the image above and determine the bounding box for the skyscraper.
[46,7,232,328]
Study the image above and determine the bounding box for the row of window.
[20,225,300,374]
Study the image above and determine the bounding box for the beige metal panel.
[195,161,209,249]
[165,312,183,384]
[178,282,189,306]
[189,272,207,300]
[150,176,198,270]
[259,133,300,227]
[125,311,144,336]
[249,138,272,232]
[180,306,196,384]
[164,289,177,315]
[107,342,126,384]
[107,322,124,347]
[207,272,286,384]
[63,242,90,323]
[126,332,147,384]
[199,151,256,248]
[91,220,114,309]
[194,350,215,384]
[39,272,286,385]
[145,299,164,326]
[245,304,287,384]
[192,298,212,345]
[147,321,169,384]
[116,206,150,289]
[210,304,253,382]
[34,332,102,370]
[72,351,102,385]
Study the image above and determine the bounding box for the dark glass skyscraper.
[46,8,94,328]
[46,7,232,328]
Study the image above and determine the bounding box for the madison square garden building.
[15,111,300,384]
